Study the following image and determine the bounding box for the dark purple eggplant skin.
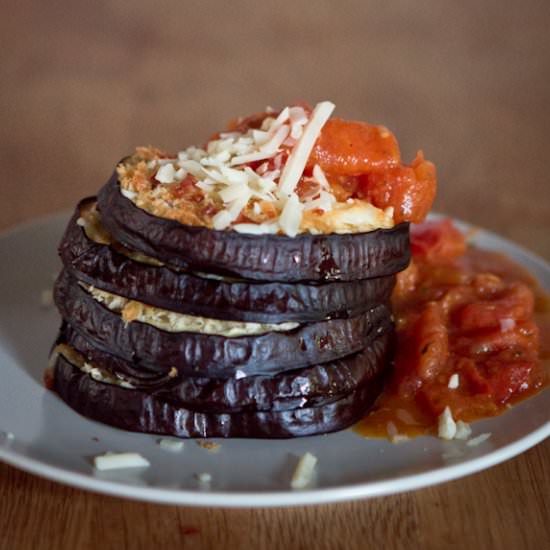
[60,198,396,323]
[97,171,410,282]
[54,270,393,378]
[59,324,393,413]
[53,354,385,438]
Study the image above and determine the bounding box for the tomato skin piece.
[413,302,449,381]
[308,118,401,175]
[438,286,477,317]
[169,175,203,201]
[358,152,437,224]
[410,219,466,262]
[452,320,539,356]
[483,360,534,404]
[394,302,449,398]
[456,283,535,331]
[456,358,492,394]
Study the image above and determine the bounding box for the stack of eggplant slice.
[50,178,408,438]
[49,102,421,439]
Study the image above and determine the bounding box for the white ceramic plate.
[0,212,548,507]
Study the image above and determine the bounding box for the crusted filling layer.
[82,284,300,337]
[78,201,242,282]
[50,344,135,389]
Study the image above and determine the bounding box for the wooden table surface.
[1,1,549,548]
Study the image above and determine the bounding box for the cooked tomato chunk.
[410,218,466,261]
[309,118,401,175]
[456,283,534,331]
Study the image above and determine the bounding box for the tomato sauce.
[356,219,550,439]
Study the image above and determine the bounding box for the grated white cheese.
[438,409,476,442]
[454,420,472,441]
[80,361,135,389]
[278,193,304,237]
[273,106,290,126]
[279,101,335,196]
[234,369,246,379]
[290,452,318,490]
[155,163,178,184]
[93,452,150,471]
[313,164,330,190]
[232,222,279,235]
[289,106,308,138]
[195,472,212,485]
[230,124,289,166]
[212,209,233,230]
[466,433,492,447]
[157,158,176,166]
[158,438,185,452]
[175,167,187,180]
[121,188,137,200]
[303,191,336,213]
[437,406,457,440]
[448,373,460,389]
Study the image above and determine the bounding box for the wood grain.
[1,1,549,549]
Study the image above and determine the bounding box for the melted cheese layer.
[84,284,300,337]
[78,202,243,281]
[51,344,135,388]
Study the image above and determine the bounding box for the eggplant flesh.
[54,269,393,377]
[54,354,386,439]
[58,325,393,413]
[97,172,410,283]
[60,198,396,323]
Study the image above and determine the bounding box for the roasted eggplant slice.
[97,172,410,282]
[54,270,393,377]
[53,354,385,438]
[60,198,396,323]
[57,325,392,413]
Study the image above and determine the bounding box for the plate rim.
[0,211,549,507]
[1,417,549,507]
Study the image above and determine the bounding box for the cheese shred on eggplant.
[83,284,300,337]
